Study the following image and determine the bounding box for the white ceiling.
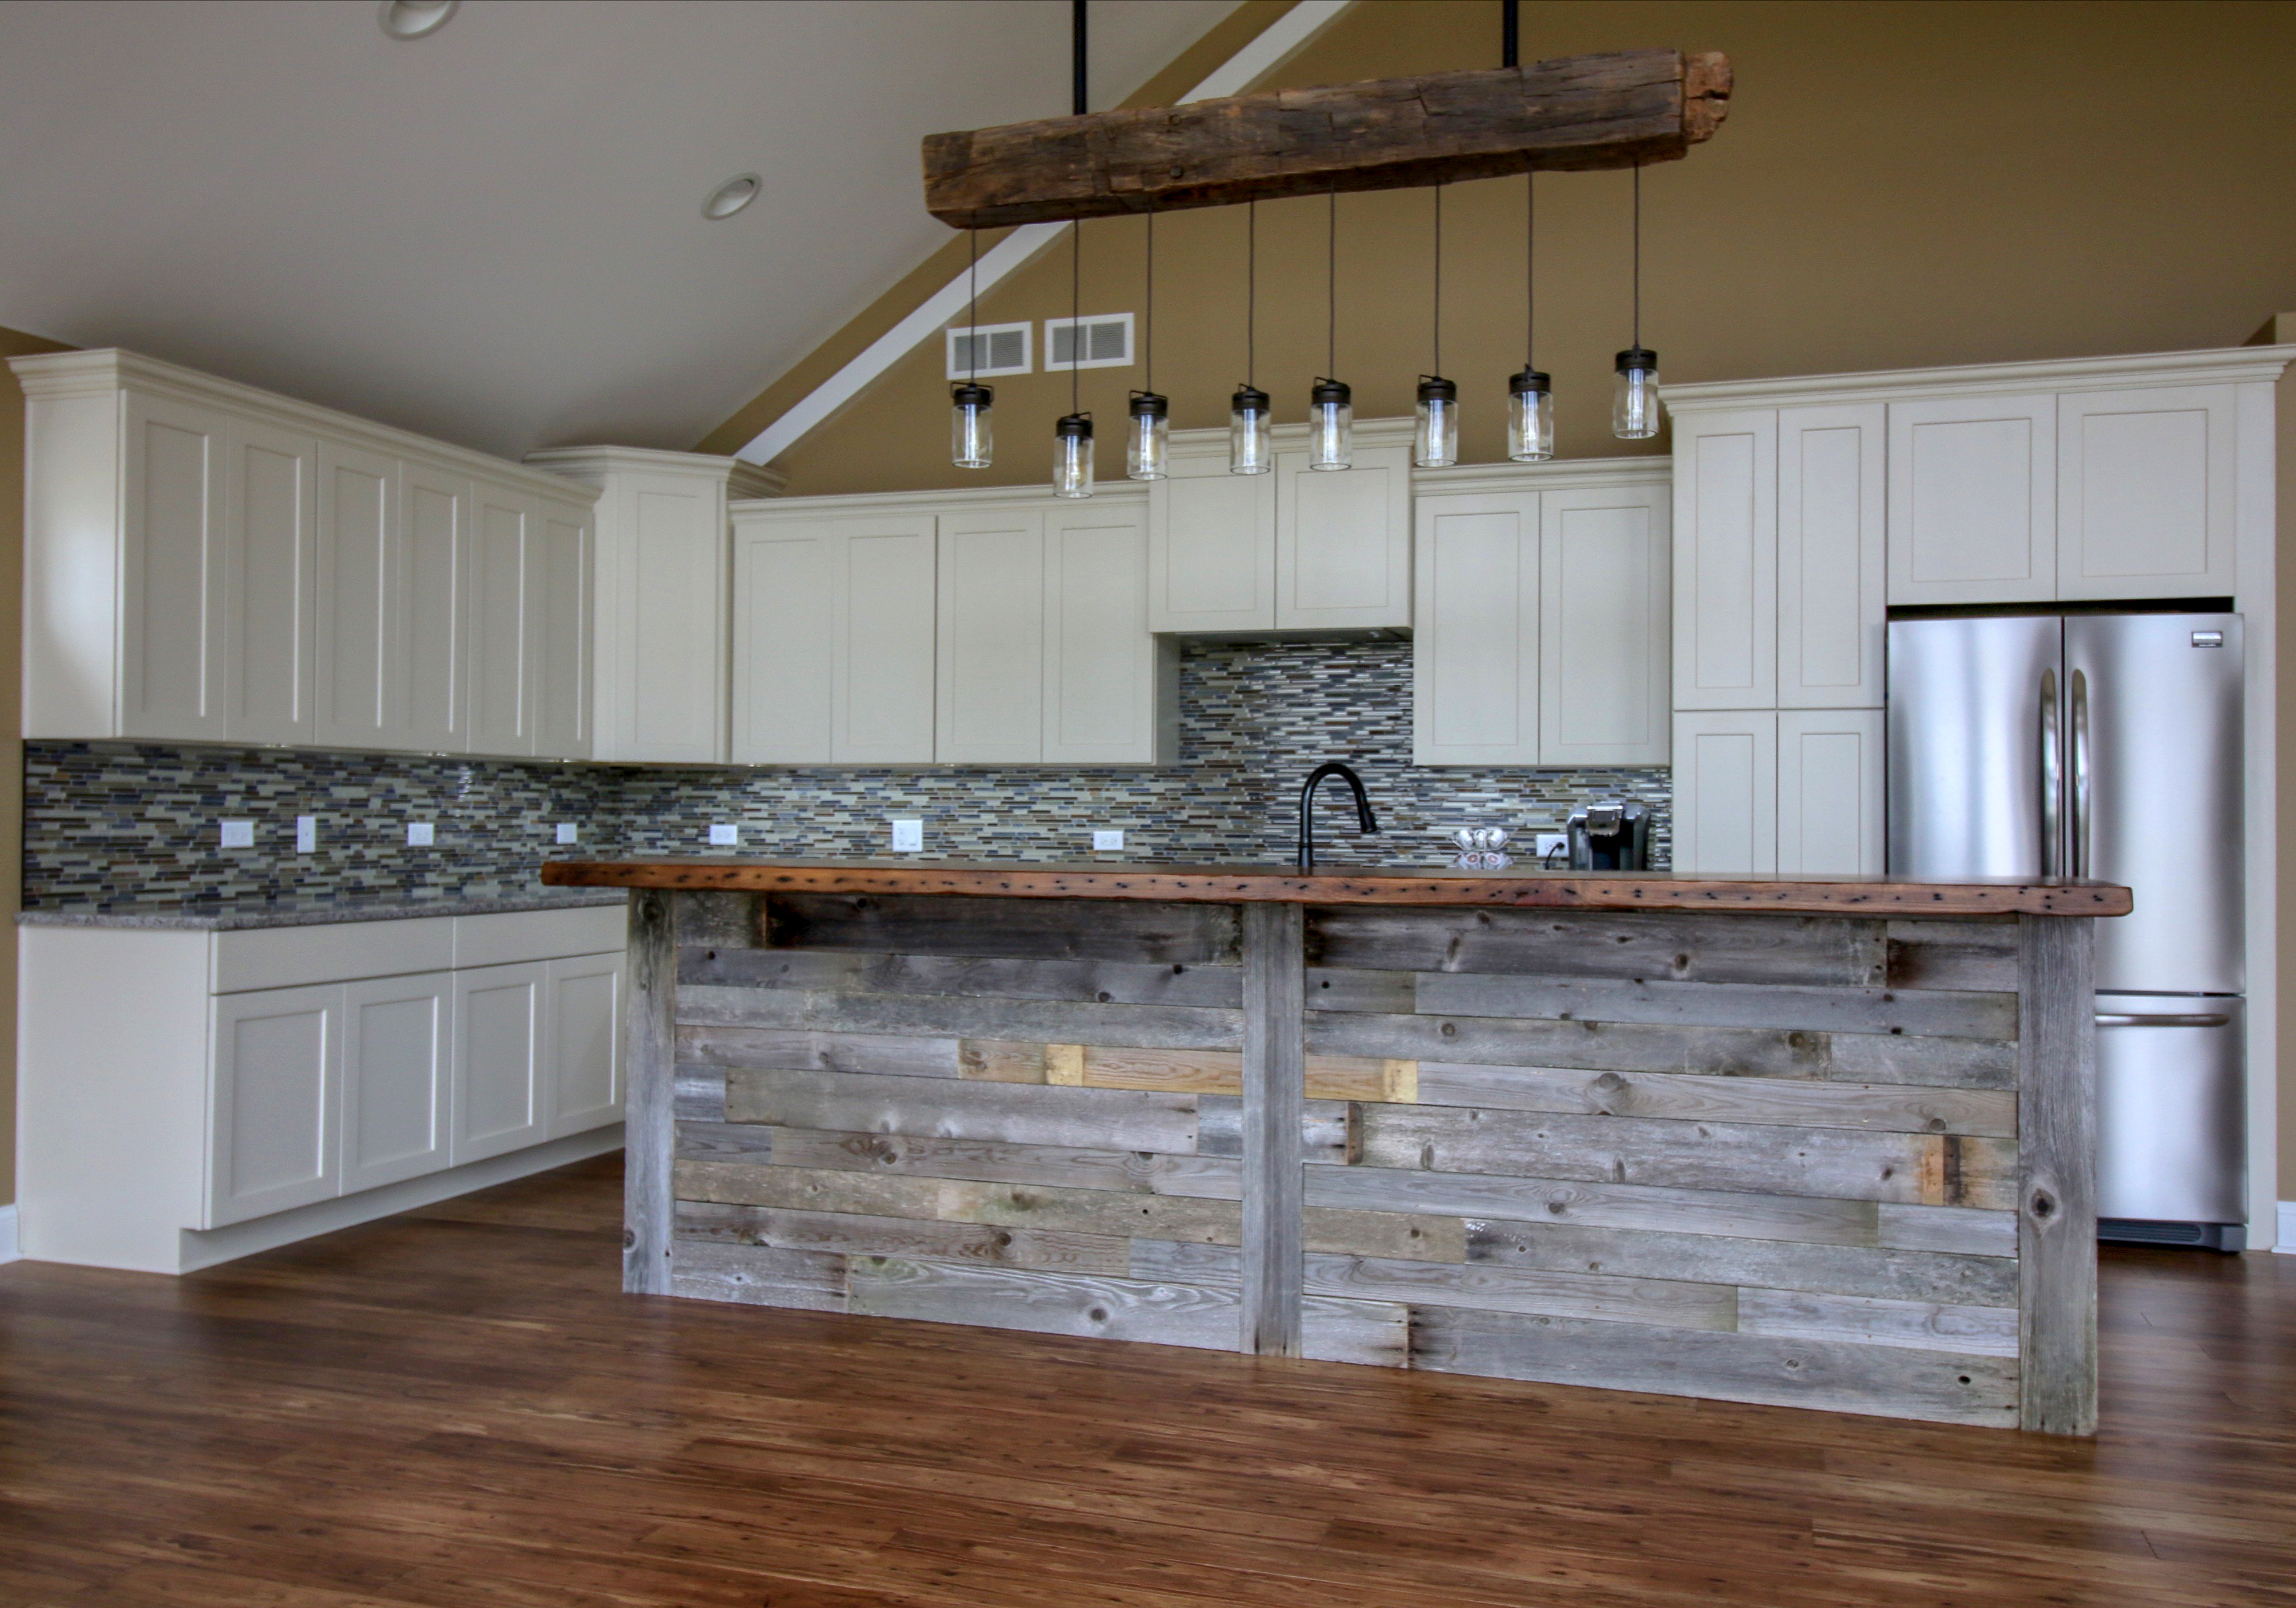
[0,0,1239,460]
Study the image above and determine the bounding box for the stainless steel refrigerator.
[1887,612,2246,1250]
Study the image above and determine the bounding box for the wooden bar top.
[541,858,2131,918]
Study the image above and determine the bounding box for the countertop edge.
[19,889,629,932]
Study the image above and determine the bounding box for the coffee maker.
[1566,799,1651,871]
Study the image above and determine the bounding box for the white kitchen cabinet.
[454,961,549,1165]
[1671,710,1777,875]
[340,971,452,1194]
[938,505,1047,763]
[1777,403,1885,708]
[120,388,229,741]
[315,438,398,747]
[398,461,470,750]
[1775,707,1885,876]
[1149,442,1277,633]
[730,518,836,763]
[1277,436,1412,630]
[2056,383,2239,600]
[465,483,594,760]
[836,516,938,763]
[1887,391,2057,606]
[547,953,625,1139]
[534,502,594,759]
[1043,501,1171,765]
[224,417,319,745]
[208,985,342,1228]
[1412,493,1540,766]
[1539,481,1669,766]
[1670,409,1776,711]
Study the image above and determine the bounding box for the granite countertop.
[17,887,627,931]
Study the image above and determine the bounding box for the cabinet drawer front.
[213,916,456,994]
[455,905,626,969]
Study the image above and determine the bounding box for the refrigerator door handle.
[2095,1012,2235,1028]
[2069,668,2090,879]
[2039,668,2061,877]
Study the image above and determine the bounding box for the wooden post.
[623,889,676,1296]
[1240,901,1305,1357]
[2016,915,2098,1434]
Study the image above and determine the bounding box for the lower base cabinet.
[1671,707,1884,875]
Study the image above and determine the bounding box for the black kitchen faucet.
[1296,762,1379,871]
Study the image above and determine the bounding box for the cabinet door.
[120,391,229,740]
[1776,708,1883,876]
[453,961,549,1164]
[1148,449,1275,631]
[1671,409,1776,711]
[1671,711,1776,875]
[467,482,535,755]
[1778,403,1885,708]
[834,517,937,763]
[937,507,1045,763]
[315,440,397,747]
[2057,383,2238,600]
[399,463,469,751]
[1412,493,1539,766]
[1044,502,1163,764]
[1540,483,1669,766]
[340,971,452,1193]
[534,503,593,759]
[223,417,320,745]
[731,520,836,763]
[1276,442,1411,629]
[207,984,341,1227]
[546,953,624,1139]
[610,477,727,763]
[1887,393,2056,605]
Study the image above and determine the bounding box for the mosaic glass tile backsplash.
[24,639,1670,908]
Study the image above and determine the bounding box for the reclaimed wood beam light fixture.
[922,47,1733,230]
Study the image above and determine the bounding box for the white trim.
[1045,312,1136,372]
[2235,378,2279,1252]
[1662,344,2296,414]
[2277,1201,2296,1253]
[0,1205,17,1266]
[733,0,1356,467]
[945,321,1034,381]
[736,480,1149,518]
[524,444,783,499]
[1413,454,1671,495]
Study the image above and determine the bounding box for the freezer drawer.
[2095,992,2245,1226]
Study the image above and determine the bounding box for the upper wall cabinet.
[527,446,783,765]
[1670,409,1776,711]
[2055,384,2239,600]
[1886,392,2057,606]
[1777,403,1885,708]
[1150,419,1413,634]
[12,350,599,760]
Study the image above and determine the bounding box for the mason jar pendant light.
[1052,214,1094,497]
[950,225,992,469]
[1308,188,1353,471]
[1508,172,1554,462]
[1414,184,1458,469]
[1613,163,1661,441]
[1230,198,1272,475]
[1127,211,1169,481]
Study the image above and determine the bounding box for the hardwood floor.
[2,1154,2291,1608]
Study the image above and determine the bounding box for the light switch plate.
[219,820,255,849]
[891,819,924,853]
[407,823,436,847]
[295,816,317,854]
[556,823,578,845]
[1534,832,1569,860]
[709,823,739,846]
[1093,829,1125,852]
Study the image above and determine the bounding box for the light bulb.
[1052,413,1094,499]
[950,382,992,469]
[1308,378,1353,471]
[1613,347,1660,441]
[1229,384,1271,475]
[1414,376,1458,469]
[1127,391,1169,481]
[1507,368,1552,462]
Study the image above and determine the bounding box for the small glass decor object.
[1414,375,1458,469]
[1229,383,1272,475]
[1307,377,1353,471]
[950,381,993,469]
[1127,390,1169,481]
[1450,826,1511,870]
[1507,366,1553,462]
[1613,346,1660,440]
[1052,411,1094,499]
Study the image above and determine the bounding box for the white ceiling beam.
[735,0,1353,467]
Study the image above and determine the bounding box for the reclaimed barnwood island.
[541,860,2129,1434]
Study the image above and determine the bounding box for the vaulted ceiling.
[0,0,1238,459]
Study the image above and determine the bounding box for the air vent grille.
[1045,313,1134,370]
[946,323,1031,380]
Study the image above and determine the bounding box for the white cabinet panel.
[625,483,725,762]
[1413,494,1539,765]
[1148,450,1276,631]
[120,390,228,740]
[547,953,623,1139]
[731,521,836,763]
[937,508,1045,763]
[399,463,468,750]
[2057,383,2238,600]
[207,985,340,1227]
[1671,411,1775,710]
[1887,393,2056,604]
[340,972,451,1193]
[835,518,937,763]
[453,961,547,1164]
[1044,504,1164,764]
[535,504,592,759]
[315,439,397,746]
[1277,442,1411,629]
[1540,483,1669,766]
[467,483,534,755]
[1776,708,1883,876]
[1778,403,1884,708]
[1671,711,1776,875]
[223,418,319,745]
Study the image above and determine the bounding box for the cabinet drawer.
[454,904,625,968]
[212,917,456,994]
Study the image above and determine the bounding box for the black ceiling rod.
[1074,0,1089,115]
[1501,0,1518,67]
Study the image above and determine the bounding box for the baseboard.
[0,1204,18,1265]
[2277,1201,2296,1254]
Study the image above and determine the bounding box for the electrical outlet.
[556,823,579,845]
[709,823,739,847]
[295,816,317,854]
[891,819,924,853]
[1093,828,1125,852]
[219,820,255,849]
[1534,832,1569,860]
[407,822,436,847]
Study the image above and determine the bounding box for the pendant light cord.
[1525,172,1535,368]
[1632,163,1642,349]
[967,227,979,381]
[1326,186,1337,378]
[1144,211,1154,395]
[1071,214,1081,415]
[1431,184,1443,377]
[1246,199,1257,389]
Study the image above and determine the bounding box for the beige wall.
[0,324,73,1209]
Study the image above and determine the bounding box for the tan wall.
[0,324,73,1209]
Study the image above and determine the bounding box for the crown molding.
[734,479,1151,518]
[1661,344,2296,414]
[1414,455,1669,495]
[525,444,785,499]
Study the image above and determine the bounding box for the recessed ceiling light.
[704,174,762,220]
[378,0,457,40]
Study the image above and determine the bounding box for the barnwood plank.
[764,1127,1244,1199]
[678,985,1242,1053]
[624,889,674,1295]
[1408,1305,2019,1427]
[723,1068,1200,1154]
[1887,919,2020,992]
[674,891,763,948]
[1827,1031,2018,1090]
[1072,1045,1416,1102]
[674,1121,775,1161]
[1306,906,1887,985]
[676,1200,1132,1274]
[1736,1287,2020,1357]
[1242,901,1305,1359]
[1195,1094,1351,1162]
[668,1238,846,1312]
[680,945,1248,1008]
[960,1039,1074,1083]
[672,1067,726,1122]
[1302,1208,1466,1264]
[764,893,1241,964]
[1305,967,1419,1013]
[1876,1201,2020,1258]
[1357,1104,2018,1209]
[1466,1218,2018,1306]
[673,1160,1244,1244]
[676,1025,961,1078]
[1410,1060,2016,1137]
[1414,971,2017,1041]
[922,50,1733,227]
[2018,915,2098,1435]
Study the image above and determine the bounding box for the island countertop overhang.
[542,857,2131,918]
